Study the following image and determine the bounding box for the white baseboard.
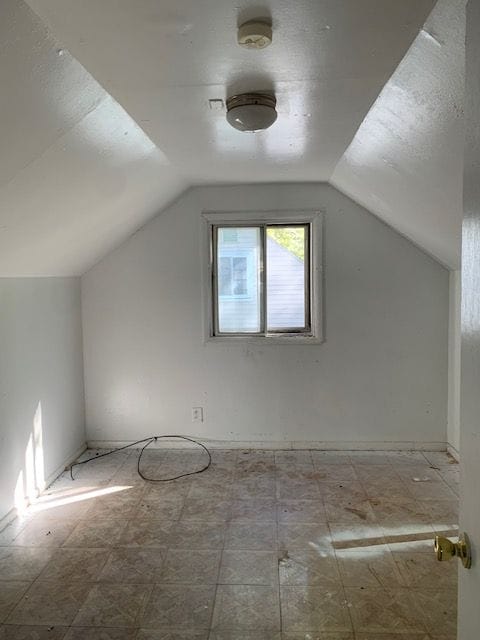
[447,443,460,461]
[87,438,448,452]
[0,441,87,531]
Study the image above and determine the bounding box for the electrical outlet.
[191,407,204,423]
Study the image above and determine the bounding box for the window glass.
[267,226,307,331]
[216,227,261,333]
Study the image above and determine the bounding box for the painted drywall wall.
[447,269,461,455]
[82,184,449,447]
[0,278,85,521]
[458,0,480,633]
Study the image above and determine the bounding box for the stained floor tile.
[280,586,352,633]
[0,583,30,623]
[7,581,90,626]
[141,584,215,629]
[212,585,280,631]
[73,583,151,627]
[345,586,426,634]
[98,547,166,583]
[159,549,221,584]
[0,625,68,639]
[1,448,458,637]
[219,550,278,586]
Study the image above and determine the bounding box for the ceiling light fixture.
[226,93,277,132]
[237,20,272,49]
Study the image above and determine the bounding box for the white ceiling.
[331,0,465,269]
[2,0,464,275]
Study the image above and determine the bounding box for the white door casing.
[459,1,480,637]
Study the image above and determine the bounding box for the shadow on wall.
[13,401,45,515]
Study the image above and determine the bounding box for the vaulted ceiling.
[0,0,464,275]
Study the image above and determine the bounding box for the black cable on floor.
[69,435,212,482]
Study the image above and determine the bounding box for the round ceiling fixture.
[237,20,272,49]
[226,93,277,132]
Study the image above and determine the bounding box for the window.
[203,211,322,341]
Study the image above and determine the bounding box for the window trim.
[201,210,324,344]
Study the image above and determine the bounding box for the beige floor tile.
[411,590,457,636]
[134,496,185,520]
[0,625,68,639]
[278,549,341,587]
[382,523,436,553]
[212,633,280,640]
[324,500,377,524]
[274,451,313,466]
[0,548,53,581]
[230,499,277,522]
[7,581,90,626]
[277,524,332,552]
[0,522,26,546]
[159,549,221,584]
[119,519,172,548]
[311,464,357,482]
[4,448,456,637]
[64,628,137,639]
[212,585,280,631]
[12,521,75,548]
[336,549,405,588]
[73,583,151,627]
[280,586,352,633]
[282,634,353,640]
[345,586,426,634]
[219,550,278,586]
[422,453,458,468]
[329,523,386,552]
[309,452,352,465]
[137,630,208,640]
[407,482,458,501]
[277,500,326,524]
[87,488,146,519]
[370,497,432,525]
[27,498,93,522]
[64,519,127,548]
[98,547,166,583]
[169,521,225,550]
[141,584,215,629]
[0,583,30,623]
[349,453,393,466]
[354,634,429,640]
[319,482,368,504]
[393,551,457,588]
[39,548,108,581]
[225,522,276,551]
[232,476,276,499]
[180,498,232,522]
[425,500,459,525]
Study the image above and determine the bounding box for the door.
[458,1,480,637]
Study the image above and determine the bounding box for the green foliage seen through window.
[267,227,305,261]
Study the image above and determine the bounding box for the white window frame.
[201,210,324,344]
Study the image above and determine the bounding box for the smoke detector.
[226,93,277,132]
[237,20,272,49]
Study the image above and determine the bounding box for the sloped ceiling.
[331,0,465,269]
[1,0,463,275]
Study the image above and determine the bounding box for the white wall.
[447,269,461,455]
[0,278,85,521]
[82,184,449,448]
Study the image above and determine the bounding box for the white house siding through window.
[216,226,306,333]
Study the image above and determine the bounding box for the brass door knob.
[434,532,472,569]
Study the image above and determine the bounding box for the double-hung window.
[203,211,323,341]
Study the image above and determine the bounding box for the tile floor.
[0,448,460,639]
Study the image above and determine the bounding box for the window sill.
[205,334,324,345]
